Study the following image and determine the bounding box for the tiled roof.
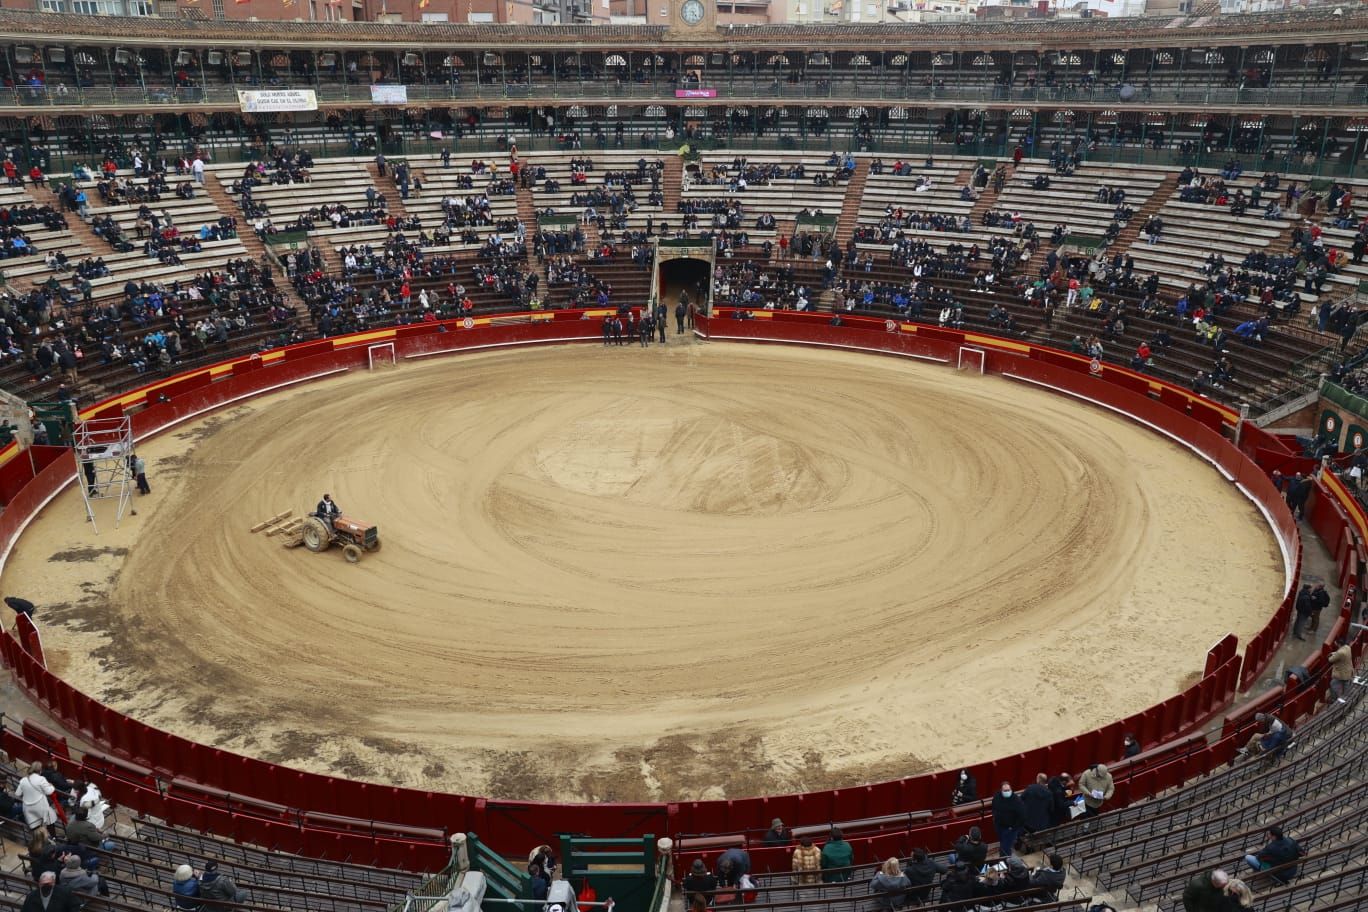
[0,5,1360,49]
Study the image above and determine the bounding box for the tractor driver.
[315,493,341,529]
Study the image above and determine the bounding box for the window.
[40,0,63,12]
[70,0,119,13]
[211,0,225,18]
[127,0,153,14]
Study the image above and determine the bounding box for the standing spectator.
[528,863,551,901]
[78,782,108,831]
[1284,473,1310,520]
[951,826,987,870]
[1182,869,1229,912]
[1307,583,1331,634]
[1047,771,1076,825]
[130,453,151,495]
[191,156,205,186]
[171,864,201,911]
[902,849,945,905]
[682,859,717,906]
[1021,773,1054,843]
[1077,764,1114,817]
[870,857,910,911]
[819,828,853,882]
[791,837,821,886]
[12,762,56,839]
[21,872,79,912]
[991,781,1026,858]
[1328,637,1355,703]
[1242,826,1301,884]
[715,846,750,885]
[1292,584,1314,640]
[762,818,791,846]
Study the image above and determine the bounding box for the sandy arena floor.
[4,342,1284,803]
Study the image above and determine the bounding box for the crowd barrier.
[0,305,1342,874]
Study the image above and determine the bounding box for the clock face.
[680,0,705,23]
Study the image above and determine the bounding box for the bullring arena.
[0,3,1361,910]
[3,341,1284,802]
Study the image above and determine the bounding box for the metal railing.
[6,79,1367,111]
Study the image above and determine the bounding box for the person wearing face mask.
[1077,764,1115,818]
[21,871,80,912]
[1122,734,1142,759]
[950,769,977,806]
[991,782,1027,859]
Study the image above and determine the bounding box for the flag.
[418,0,430,7]
[235,0,249,5]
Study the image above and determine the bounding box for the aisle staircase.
[1109,172,1181,252]
[833,159,870,244]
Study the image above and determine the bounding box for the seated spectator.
[1243,825,1301,884]
[1123,733,1143,758]
[57,856,101,897]
[199,861,246,904]
[172,864,201,911]
[902,849,945,905]
[870,857,911,910]
[820,828,853,882]
[682,859,717,906]
[790,836,821,885]
[951,826,987,870]
[975,856,1030,900]
[938,863,977,907]
[1239,713,1292,757]
[63,809,101,850]
[1030,853,1067,900]
[762,818,791,846]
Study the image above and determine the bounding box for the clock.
[680,0,706,23]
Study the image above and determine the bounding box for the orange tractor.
[300,514,381,563]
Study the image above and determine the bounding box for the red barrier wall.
[0,307,1329,873]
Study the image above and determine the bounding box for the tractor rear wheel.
[342,544,363,563]
[302,517,331,553]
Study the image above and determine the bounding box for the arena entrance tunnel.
[658,256,712,316]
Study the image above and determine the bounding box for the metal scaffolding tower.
[74,416,134,533]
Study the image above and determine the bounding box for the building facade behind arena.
[0,6,1360,177]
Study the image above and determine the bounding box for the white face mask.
[1001,789,1012,798]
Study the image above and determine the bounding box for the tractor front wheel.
[342,543,363,563]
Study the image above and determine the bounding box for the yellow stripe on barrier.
[1325,471,1368,544]
[338,329,399,347]
[964,333,1030,353]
